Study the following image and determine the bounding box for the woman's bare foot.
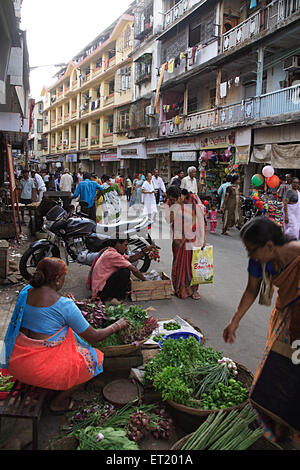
[192,292,201,300]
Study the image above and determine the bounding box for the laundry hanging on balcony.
[220,82,227,98]
[168,58,175,74]
[155,63,166,114]
[250,0,257,9]
[187,46,197,66]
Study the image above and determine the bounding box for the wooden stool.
[0,381,49,450]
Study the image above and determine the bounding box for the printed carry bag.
[191,245,214,286]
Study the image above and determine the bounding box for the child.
[208,204,218,233]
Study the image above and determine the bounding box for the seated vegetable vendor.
[0,257,129,414]
[91,239,153,302]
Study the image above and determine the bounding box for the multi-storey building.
[149,0,300,192]
[27,99,44,168]
[0,0,30,185]
[41,10,134,176]
[118,0,300,192]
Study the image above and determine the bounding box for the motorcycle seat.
[94,217,149,237]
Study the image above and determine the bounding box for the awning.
[251,143,300,168]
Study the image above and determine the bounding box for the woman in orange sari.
[223,217,300,444]
[0,258,129,414]
[165,186,206,299]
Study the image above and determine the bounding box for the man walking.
[72,172,103,221]
[60,168,73,192]
[217,175,232,210]
[181,167,198,194]
[31,170,46,202]
[152,168,166,205]
[171,169,184,187]
[18,170,36,224]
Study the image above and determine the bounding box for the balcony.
[72,80,78,89]
[64,113,70,122]
[222,0,300,53]
[164,0,190,30]
[57,90,63,100]
[51,119,57,128]
[91,136,100,146]
[81,138,89,148]
[70,140,77,148]
[102,133,113,144]
[103,93,115,107]
[71,109,78,119]
[57,116,62,125]
[160,84,300,136]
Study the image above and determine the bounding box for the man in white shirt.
[60,168,73,193]
[31,170,46,202]
[181,167,198,194]
[152,169,166,205]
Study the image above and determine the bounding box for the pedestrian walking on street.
[171,169,184,188]
[72,172,103,222]
[223,217,300,445]
[277,173,292,201]
[130,173,143,208]
[217,175,232,210]
[181,166,198,195]
[142,172,157,223]
[152,168,166,206]
[18,170,36,224]
[165,185,206,300]
[221,173,243,235]
[125,175,132,202]
[60,168,74,193]
[283,177,300,240]
[101,175,121,224]
[31,170,46,202]
[1,257,129,414]
[208,203,218,234]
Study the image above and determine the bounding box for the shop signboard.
[169,137,199,152]
[200,131,235,149]
[235,146,250,164]
[172,151,197,161]
[66,153,77,163]
[147,141,170,154]
[117,142,147,159]
[100,153,119,162]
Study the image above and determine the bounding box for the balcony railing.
[164,0,190,29]
[81,138,89,147]
[222,0,300,53]
[160,84,300,136]
[91,136,100,145]
[103,93,114,106]
[102,133,113,144]
[71,109,77,119]
[71,140,77,148]
[64,113,70,121]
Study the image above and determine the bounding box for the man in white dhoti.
[142,172,157,223]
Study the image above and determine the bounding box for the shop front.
[65,153,78,174]
[117,138,155,178]
[169,137,199,181]
[146,140,170,184]
[45,155,64,174]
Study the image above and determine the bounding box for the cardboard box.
[131,272,172,301]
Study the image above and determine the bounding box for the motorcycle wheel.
[19,245,60,281]
[127,239,151,273]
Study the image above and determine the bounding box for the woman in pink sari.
[165,186,206,299]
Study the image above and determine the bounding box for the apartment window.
[210,88,216,108]
[188,96,197,114]
[37,119,43,133]
[118,66,131,91]
[135,54,152,84]
[109,80,115,95]
[85,123,89,138]
[106,116,114,134]
[120,109,130,130]
[124,26,132,49]
[189,22,201,47]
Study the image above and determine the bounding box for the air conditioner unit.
[145,105,155,116]
[283,56,300,71]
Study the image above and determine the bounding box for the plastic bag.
[191,245,214,286]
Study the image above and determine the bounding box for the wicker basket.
[167,363,254,417]
[171,432,283,451]
[100,338,147,357]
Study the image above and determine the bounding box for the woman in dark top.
[283,177,300,240]
[223,217,300,444]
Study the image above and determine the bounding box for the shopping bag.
[191,245,214,286]
[250,338,300,433]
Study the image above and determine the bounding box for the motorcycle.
[19,202,156,281]
[240,196,258,224]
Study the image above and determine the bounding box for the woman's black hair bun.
[30,269,46,288]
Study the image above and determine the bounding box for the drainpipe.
[255,46,264,118]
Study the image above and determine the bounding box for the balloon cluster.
[251,166,280,189]
[251,191,264,212]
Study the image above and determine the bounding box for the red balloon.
[204,200,209,206]
[252,196,259,201]
[267,175,280,189]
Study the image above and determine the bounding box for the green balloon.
[251,174,264,187]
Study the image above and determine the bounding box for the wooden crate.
[130,272,172,301]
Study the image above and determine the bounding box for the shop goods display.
[143,337,249,411]
[68,296,158,348]
[63,399,173,448]
[251,174,264,187]
[144,316,204,347]
[158,332,202,348]
[173,404,264,450]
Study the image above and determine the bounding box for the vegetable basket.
[99,338,148,358]
[166,363,253,418]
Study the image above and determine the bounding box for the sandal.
[192,292,201,300]
[49,398,75,416]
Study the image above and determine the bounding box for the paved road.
[60,202,271,373]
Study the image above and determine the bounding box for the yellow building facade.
[42,14,134,175]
